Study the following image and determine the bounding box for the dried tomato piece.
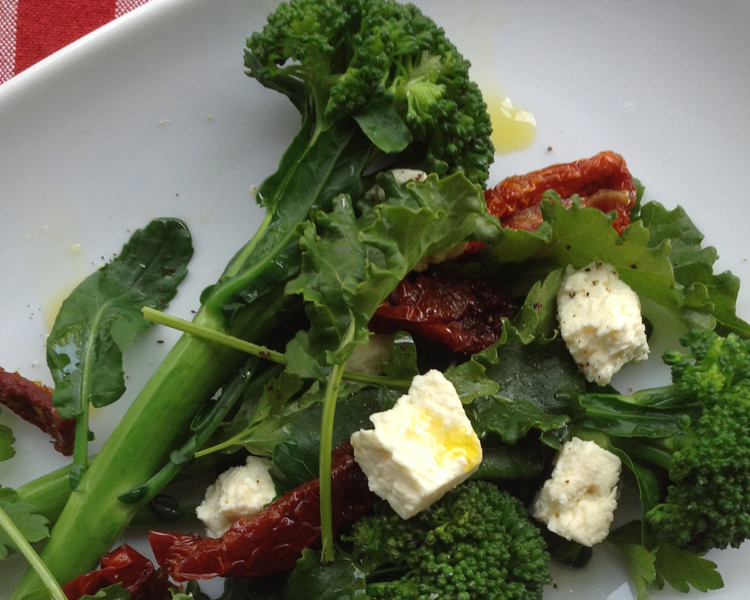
[150,442,374,581]
[62,544,174,600]
[0,367,75,455]
[370,272,515,354]
[484,151,637,233]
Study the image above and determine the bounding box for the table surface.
[0,0,151,85]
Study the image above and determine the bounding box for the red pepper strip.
[62,544,174,600]
[484,151,637,234]
[0,367,75,455]
[371,272,515,354]
[150,441,374,581]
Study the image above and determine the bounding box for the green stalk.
[143,307,412,389]
[16,452,237,528]
[10,297,282,598]
[318,361,347,563]
[0,505,66,600]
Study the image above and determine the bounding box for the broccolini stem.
[16,451,235,528]
[117,358,263,505]
[610,437,674,471]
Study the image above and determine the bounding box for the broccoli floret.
[575,330,750,554]
[348,480,551,600]
[245,0,494,184]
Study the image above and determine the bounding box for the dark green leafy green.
[47,218,193,417]
[576,395,698,438]
[273,384,399,491]
[204,370,319,460]
[285,172,501,370]
[471,439,547,480]
[482,197,676,307]
[0,487,49,560]
[285,549,367,600]
[353,102,412,154]
[464,394,569,444]
[380,332,420,381]
[639,201,750,337]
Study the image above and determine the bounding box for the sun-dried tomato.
[0,367,75,455]
[150,442,374,582]
[370,272,515,354]
[484,151,637,234]
[62,544,174,600]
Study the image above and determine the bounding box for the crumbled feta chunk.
[532,437,622,547]
[557,261,649,385]
[196,455,275,538]
[351,370,482,519]
[390,168,428,185]
[345,333,395,375]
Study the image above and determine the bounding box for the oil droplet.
[43,282,82,332]
[485,92,537,154]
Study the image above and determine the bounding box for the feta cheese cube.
[351,369,482,519]
[345,333,395,375]
[196,455,276,538]
[532,437,622,547]
[557,261,649,385]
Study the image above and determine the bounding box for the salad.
[1,1,750,600]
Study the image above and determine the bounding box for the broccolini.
[348,480,551,600]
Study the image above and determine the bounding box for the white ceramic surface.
[0,0,749,598]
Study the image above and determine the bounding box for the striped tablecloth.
[0,0,151,85]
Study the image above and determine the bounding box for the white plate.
[0,0,749,598]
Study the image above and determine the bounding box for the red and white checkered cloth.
[0,0,151,85]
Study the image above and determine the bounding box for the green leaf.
[80,584,131,600]
[511,268,563,342]
[47,218,193,417]
[0,414,14,462]
[380,332,419,381]
[0,487,49,560]
[464,394,568,444]
[577,395,697,438]
[285,172,501,370]
[640,201,750,337]
[200,120,371,322]
[481,196,687,327]
[353,101,412,153]
[272,384,399,491]
[450,328,585,413]
[472,439,547,480]
[609,522,658,600]
[608,522,724,598]
[653,544,724,594]
[484,197,675,299]
[227,371,318,458]
[285,549,368,600]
